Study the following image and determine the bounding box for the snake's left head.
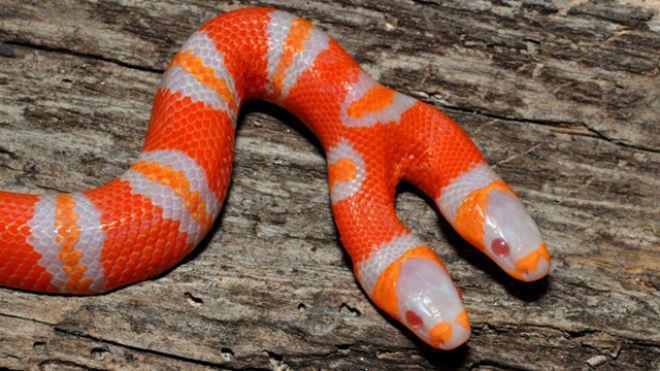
[395,257,471,350]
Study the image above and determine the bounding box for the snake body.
[0,8,550,349]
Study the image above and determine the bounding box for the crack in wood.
[4,40,163,75]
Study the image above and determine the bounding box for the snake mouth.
[509,243,551,282]
[428,310,471,350]
[403,310,471,350]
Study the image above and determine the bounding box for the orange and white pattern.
[26,193,107,294]
[327,139,366,204]
[174,31,241,122]
[0,8,551,350]
[265,10,330,100]
[341,71,417,127]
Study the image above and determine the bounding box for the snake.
[0,7,551,350]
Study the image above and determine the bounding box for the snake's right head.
[480,189,551,282]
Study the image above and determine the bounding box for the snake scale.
[0,7,551,350]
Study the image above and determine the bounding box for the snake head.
[438,163,551,284]
[396,258,470,350]
[481,189,550,282]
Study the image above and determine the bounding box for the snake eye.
[405,310,424,327]
[491,238,510,257]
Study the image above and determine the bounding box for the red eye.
[405,310,423,326]
[491,238,510,256]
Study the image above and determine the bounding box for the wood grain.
[0,0,658,369]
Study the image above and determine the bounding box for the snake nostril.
[491,238,510,256]
[405,310,423,327]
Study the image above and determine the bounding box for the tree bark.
[0,0,658,369]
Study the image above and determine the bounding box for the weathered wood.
[0,0,658,369]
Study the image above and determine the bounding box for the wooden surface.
[0,0,658,369]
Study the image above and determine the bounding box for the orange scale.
[395,103,485,197]
[143,91,234,199]
[85,179,192,289]
[333,200,409,263]
[282,41,359,140]
[201,10,270,99]
[32,276,57,293]
[23,269,41,281]
[347,85,396,118]
[328,157,357,189]
[6,223,19,235]
[0,192,57,292]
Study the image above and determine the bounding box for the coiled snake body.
[0,8,550,350]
